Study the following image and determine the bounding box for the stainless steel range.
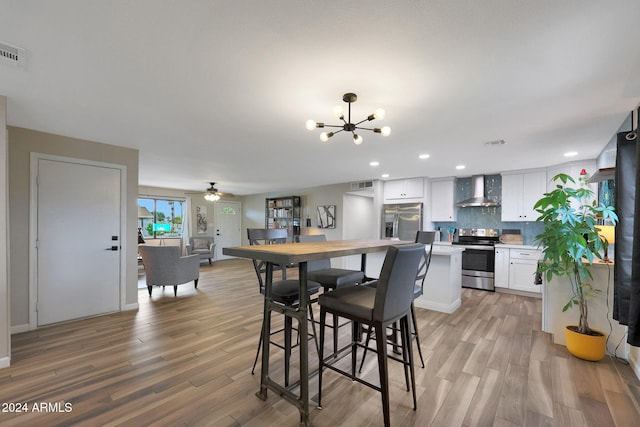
[452,228,500,291]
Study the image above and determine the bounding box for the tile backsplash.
[432,174,544,245]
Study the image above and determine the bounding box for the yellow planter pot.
[565,326,606,361]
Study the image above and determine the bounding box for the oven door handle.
[457,245,495,251]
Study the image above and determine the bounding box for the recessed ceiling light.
[456,165,466,170]
[381,173,389,178]
[564,151,578,157]
[370,161,380,167]
[419,154,430,159]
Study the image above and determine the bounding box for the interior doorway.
[342,191,377,271]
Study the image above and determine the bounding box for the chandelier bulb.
[353,134,363,145]
[320,132,334,142]
[381,126,391,137]
[305,119,316,130]
[373,108,386,120]
[333,106,344,120]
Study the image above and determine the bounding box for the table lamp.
[597,225,615,263]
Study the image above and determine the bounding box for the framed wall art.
[317,205,336,229]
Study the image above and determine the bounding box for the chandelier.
[306,93,391,145]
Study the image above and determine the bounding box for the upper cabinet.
[384,177,424,201]
[501,170,546,222]
[546,160,598,210]
[430,178,457,222]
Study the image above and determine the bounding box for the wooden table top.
[222,239,412,264]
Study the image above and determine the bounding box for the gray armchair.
[138,245,200,296]
[186,236,216,265]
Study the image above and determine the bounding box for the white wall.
[240,181,370,244]
[8,127,139,330]
[0,96,10,367]
[543,262,629,358]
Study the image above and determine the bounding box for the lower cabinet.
[494,247,510,289]
[494,247,542,294]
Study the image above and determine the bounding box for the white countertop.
[432,241,465,255]
[494,243,541,250]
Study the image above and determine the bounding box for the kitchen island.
[414,242,464,313]
[344,241,464,314]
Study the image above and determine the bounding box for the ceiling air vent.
[0,42,26,68]
[351,181,373,191]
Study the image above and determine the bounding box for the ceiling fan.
[187,182,234,201]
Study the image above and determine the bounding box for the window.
[138,198,185,239]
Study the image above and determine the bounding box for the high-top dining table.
[223,238,406,426]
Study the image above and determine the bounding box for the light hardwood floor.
[1,258,639,426]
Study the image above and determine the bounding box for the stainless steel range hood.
[456,175,500,207]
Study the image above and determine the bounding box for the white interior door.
[213,201,241,260]
[36,158,121,326]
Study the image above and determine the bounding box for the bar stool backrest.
[247,228,288,245]
[294,234,331,271]
[373,243,425,323]
[247,228,288,293]
[414,231,436,295]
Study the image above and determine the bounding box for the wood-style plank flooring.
[1,258,639,426]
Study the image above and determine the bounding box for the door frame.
[29,153,128,329]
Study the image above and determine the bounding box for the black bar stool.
[317,243,425,427]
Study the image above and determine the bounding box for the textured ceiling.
[1,0,639,195]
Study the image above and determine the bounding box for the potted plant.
[533,170,617,361]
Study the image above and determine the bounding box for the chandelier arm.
[354,125,376,131]
[353,118,372,126]
[321,124,345,129]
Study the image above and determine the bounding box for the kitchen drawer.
[509,248,541,260]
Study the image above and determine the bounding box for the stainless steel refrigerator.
[381,202,423,241]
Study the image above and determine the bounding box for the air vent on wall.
[0,42,26,68]
[351,181,373,191]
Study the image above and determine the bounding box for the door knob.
[105,246,118,251]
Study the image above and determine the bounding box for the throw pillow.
[193,238,210,250]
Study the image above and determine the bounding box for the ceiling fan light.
[353,134,363,145]
[305,119,317,130]
[381,126,391,136]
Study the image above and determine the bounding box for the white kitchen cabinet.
[494,246,510,289]
[430,178,457,221]
[547,160,597,192]
[384,177,424,200]
[501,170,546,222]
[508,248,542,293]
[546,160,598,211]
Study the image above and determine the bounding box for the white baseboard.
[0,356,10,368]
[11,323,30,335]
[414,298,461,314]
[629,348,640,381]
[123,302,139,311]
